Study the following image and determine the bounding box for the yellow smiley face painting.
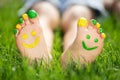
[16,25,41,51]
[22,30,40,48]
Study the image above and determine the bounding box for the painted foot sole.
[61,17,106,67]
[14,10,52,63]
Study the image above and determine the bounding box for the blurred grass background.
[0,0,120,80]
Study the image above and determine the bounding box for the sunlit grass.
[0,0,120,80]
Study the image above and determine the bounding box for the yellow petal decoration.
[78,17,88,27]
[22,14,28,20]
[96,22,101,28]
[101,33,106,39]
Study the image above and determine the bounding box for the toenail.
[96,23,101,28]
[91,19,97,25]
[16,24,21,30]
[19,18,23,24]
[13,29,17,35]
[22,14,28,20]
[78,17,88,27]
[27,10,37,19]
[99,28,103,34]
[101,33,106,39]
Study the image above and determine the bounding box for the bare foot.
[61,17,106,67]
[14,10,52,63]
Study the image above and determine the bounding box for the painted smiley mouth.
[82,40,98,51]
[22,36,40,48]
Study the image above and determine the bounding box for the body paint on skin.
[82,41,98,51]
[22,36,40,48]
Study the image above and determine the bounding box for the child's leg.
[15,2,60,62]
[102,0,115,9]
[102,0,120,15]
[32,2,60,29]
[32,2,60,52]
[62,5,94,50]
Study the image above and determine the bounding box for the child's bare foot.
[61,17,106,67]
[14,10,52,62]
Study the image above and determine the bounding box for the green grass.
[0,0,120,80]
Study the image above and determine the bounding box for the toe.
[27,10,39,24]
[16,24,21,30]
[13,29,18,37]
[101,33,106,39]
[15,24,21,36]
[77,17,88,27]
[91,19,101,29]
[19,17,25,27]
[22,13,30,25]
[90,19,106,39]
